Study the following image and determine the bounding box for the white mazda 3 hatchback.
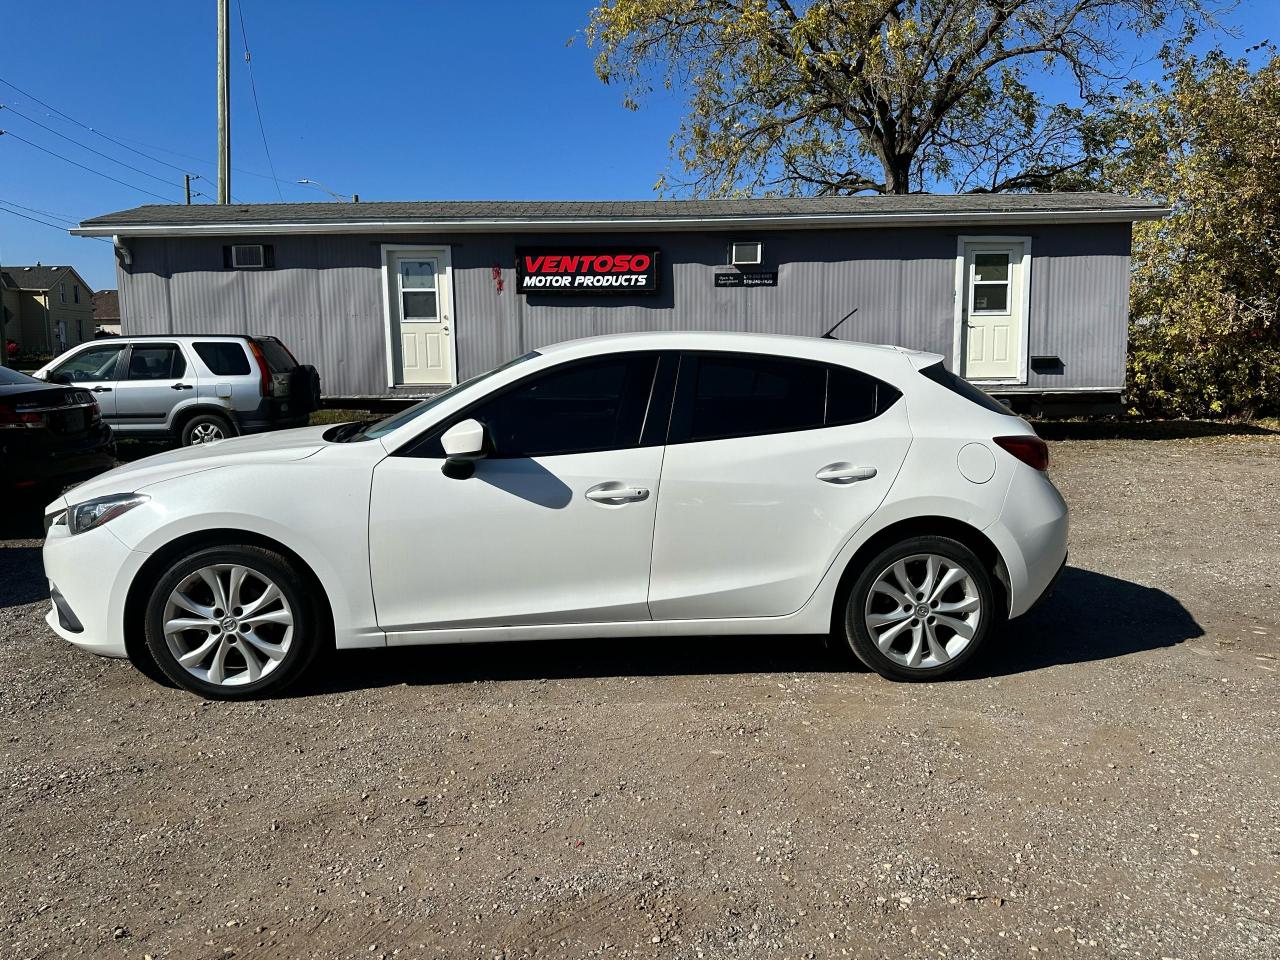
[42,333,1067,698]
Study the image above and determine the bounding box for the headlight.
[66,494,150,535]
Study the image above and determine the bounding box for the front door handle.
[585,482,651,504]
[816,463,877,484]
[92,385,112,393]
[171,383,193,390]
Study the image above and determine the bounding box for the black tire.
[143,544,323,699]
[180,411,236,447]
[840,535,1001,682]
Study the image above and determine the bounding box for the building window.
[730,241,763,266]
[59,282,66,304]
[970,252,1011,314]
[73,284,80,304]
[231,244,266,269]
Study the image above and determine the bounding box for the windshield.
[332,351,540,442]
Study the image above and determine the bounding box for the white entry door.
[388,249,454,386]
[959,240,1028,382]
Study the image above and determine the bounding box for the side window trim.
[393,350,674,459]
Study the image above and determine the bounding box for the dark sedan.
[1,365,116,501]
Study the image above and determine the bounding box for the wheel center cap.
[220,616,238,632]
[915,604,931,618]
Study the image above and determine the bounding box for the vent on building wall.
[730,241,763,266]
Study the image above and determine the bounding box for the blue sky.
[1,0,1275,291]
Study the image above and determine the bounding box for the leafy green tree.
[1107,47,1280,418]
[586,0,1214,195]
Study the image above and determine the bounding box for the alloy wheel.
[863,553,982,670]
[162,563,294,686]
[190,422,226,444]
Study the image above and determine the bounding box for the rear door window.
[125,344,187,380]
[194,341,252,376]
[671,353,900,443]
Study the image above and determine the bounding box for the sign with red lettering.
[516,247,660,295]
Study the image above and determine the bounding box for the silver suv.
[35,335,321,446]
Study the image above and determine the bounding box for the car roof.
[536,331,941,368]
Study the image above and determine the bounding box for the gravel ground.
[1,429,1277,960]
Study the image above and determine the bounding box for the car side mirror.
[439,418,487,480]
[44,371,70,385]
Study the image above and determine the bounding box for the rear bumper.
[2,424,116,490]
[235,397,309,434]
[985,465,1070,619]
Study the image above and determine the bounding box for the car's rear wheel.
[842,535,998,681]
[143,545,321,699]
[181,412,234,446]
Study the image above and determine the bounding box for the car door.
[647,352,911,621]
[46,342,126,419]
[113,342,195,432]
[369,351,672,635]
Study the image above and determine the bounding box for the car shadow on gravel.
[0,545,48,608]
[967,566,1204,679]
[292,566,1203,695]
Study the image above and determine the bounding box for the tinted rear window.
[689,355,826,441]
[194,342,252,376]
[254,338,296,372]
[679,354,901,443]
[919,362,1013,414]
[0,365,38,386]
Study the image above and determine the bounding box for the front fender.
[107,461,384,649]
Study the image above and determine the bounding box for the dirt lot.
[1,429,1277,960]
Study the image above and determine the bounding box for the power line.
[0,129,179,203]
[0,198,80,224]
[0,75,200,179]
[0,103,210,198]
[0,202,111,243]
[236,0,285,201]
[0,74,292,197]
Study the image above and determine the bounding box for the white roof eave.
[72,207,1171,238]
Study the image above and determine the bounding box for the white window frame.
[231,244,266,269]
[730,240,763,266]
[951,235,1033,386]
[378,244,457,389]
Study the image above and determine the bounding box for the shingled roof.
[1,264,73,290]
[75,192,1168,236]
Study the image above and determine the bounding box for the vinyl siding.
[116,223,1131,397]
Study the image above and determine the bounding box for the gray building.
[73,193,1166,411]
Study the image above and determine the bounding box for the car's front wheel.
[842,535,999,681]
[143,545,322,698]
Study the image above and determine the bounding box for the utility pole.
[184,174,192,205]
[216,0,231,204]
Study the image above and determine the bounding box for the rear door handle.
[585,482,651,504]
[92,386,112,393]
[816,463,877,484]
[171,383,193,390]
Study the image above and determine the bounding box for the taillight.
[993,435,1049,471]
[0,401,46,430]
[248,340,273,397]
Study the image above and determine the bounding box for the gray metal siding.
[117,223,1132,397]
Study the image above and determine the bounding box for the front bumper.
[42,520,146,659]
